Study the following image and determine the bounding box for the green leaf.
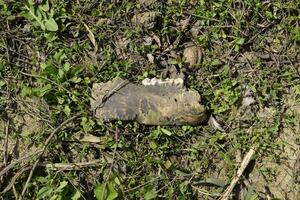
[163,160,172,169]
[58,69,64,78]
[0,80,5,88]
[236,37,245,45]
[44,32,58,43]
[38,186,53,198]
[81,117,95,132]
[57,180,68,191]
[53,50,66,64]
[63,105,71,116]
[21,87,33,97]
[94,184,108,200]
[71,76,82,83]
[144,188,157,200]
[27,0,34,5]
[40,0,49,11]
[94,183,119,200]
[64,63,70,72]
[41,62,58,77]
[34,84,52,97]
[244,187,259,200]
[160,128,173,136]
[50,194,58,200]
[35,176,48,183]
[35,8,43,23]
[23,5,45,30]
[72,190,81,200]
[44,17,58,31]
[222,64,230,76]
[107,183,119,200]
[149,140,158,149]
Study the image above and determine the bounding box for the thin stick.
[0,150,42,177]
[4,120,9,166]
[1,166,31,194]
[219,148,255,200]
[43,160,103,171]
[19,114,80,200]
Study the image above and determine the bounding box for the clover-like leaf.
[44,17,58,31]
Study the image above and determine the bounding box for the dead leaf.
[242,97,256,107]
[131,11,160,28]
[208,115,225,132]
[179,17,190,30]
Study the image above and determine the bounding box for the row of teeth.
[142,77,183,86]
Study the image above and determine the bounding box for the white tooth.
[160,80,168,86]
[168,79,174,85]
[174,78,183,86]
[150,77,157,85]
[142,78,151,86]
[157,79,163,85]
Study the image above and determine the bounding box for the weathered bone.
[91,77,206,125]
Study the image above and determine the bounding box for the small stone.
[147,53,154,63]
[242,97,256,107]
[144,36,153,45]
[131,11,160,28]
[150,77,158,85]
[142,78,151,86]
[183,43,202,69]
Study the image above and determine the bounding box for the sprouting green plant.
[94,176,122,200]
[210,79,240,113]
[35,176,81,200]
[21,0,58,31]
[290,25,300,42]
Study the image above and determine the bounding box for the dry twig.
[1,166,31,194]
[219,148,255,200]
[43,160,103,171]
[4,120,9,166]
[0,150,42,177]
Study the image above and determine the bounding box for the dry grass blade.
[83,22,97,54]
[43,160,102,171]
[219,148,256,200]
[4,120,9,166]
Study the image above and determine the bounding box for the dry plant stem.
[19,114,80,200]
[12,186,19,200]
[0,150,42,177]
[1,166,31,194]
[4,120,9,166]
[43,160,103,171]
[219,148,255,200]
